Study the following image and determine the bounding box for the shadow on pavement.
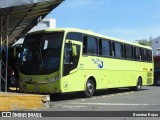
[50,88,148,101]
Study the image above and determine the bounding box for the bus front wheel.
[84,79,95,97]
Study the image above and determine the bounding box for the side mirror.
[72,45,77,57]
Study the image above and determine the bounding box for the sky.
[47,0,160,42]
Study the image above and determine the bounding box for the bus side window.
[140,48,143,61]
[125,45,132,59]
[131,46,134,59]
[99,39,102,55]
[87,36,98,55]
[115,42,122,58]
[143,49,147,61]
[99,39,112,57]
[135,47,141,61]
[112,42,115,57]
[83,35,98,55]
[146,50,149,61]
[121,44,124,58]
[66,32,82,42]
[146,49,152,62]
[133,46,136,60]
[83,36,87,54]
[149,50,152,62]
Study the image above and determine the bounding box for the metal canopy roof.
[0,0,63,45]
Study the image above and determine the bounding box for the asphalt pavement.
[2,86,160,120]
[42,86,160,120]
[47,86,160,111]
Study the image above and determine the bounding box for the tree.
[135,39,152,46]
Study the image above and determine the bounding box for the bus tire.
[137,78,142,91]
[84,79,95,97]
[129,78,142,91]
[135,78,142,91]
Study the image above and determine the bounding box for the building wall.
[151,36,160,56]
[29,18,56,32]
[13,18,56,46]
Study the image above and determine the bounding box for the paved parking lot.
[36,86,158,120]
[2,86,160,120]
[47,86,160,112]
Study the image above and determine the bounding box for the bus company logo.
[91,58,103,68]
[63,82,68,90]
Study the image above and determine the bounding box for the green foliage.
[135,39,152,46]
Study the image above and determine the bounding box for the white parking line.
[71,103,158,106]
[61,105,87,108]
[96,92,130,99]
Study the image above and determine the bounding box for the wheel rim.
[137,84,141,89]
[87,81,93,94]
[137,80,141,90]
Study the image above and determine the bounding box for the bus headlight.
[48,75,61,83]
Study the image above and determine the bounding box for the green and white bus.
[19,28,153,97]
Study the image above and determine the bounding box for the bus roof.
[29,28,152,50]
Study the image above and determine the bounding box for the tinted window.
[142,49,147,61]
[63,44,81,76]
[140,48,143,61]
[147,50,152,62]
[131,46,134,59]
[19,32,63,75]
[115,42,122,58]
[112,42,115,57]
[83,36,87,54]
[66,32,82,42]
[72,45,80,68]
[87,36,98,54]
[135,47,141,60]
[83,36,98,55]
[99,39,111,56]
[149,50,152,62]
[125,45,133,59]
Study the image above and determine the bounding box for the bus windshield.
[19,32,64,75]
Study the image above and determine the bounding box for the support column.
[0,15,9,92]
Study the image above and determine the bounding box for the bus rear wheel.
[136,78,142,91]
[84,79,95,97]
[130,78,142,91]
